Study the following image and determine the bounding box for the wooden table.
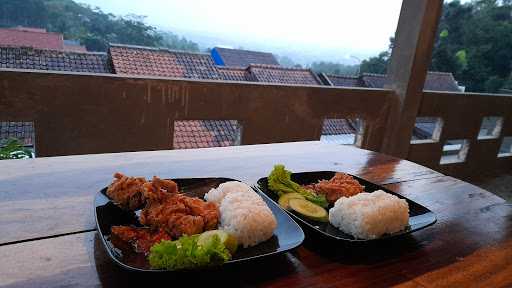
[0,141,510,288]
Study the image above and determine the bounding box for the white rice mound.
[204,181,252,205]
[328,190,409,240]
[205,181,277,248]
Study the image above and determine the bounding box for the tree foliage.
[310,61,358,75]
[0,0,199,52]
[361,0,512,93]
[0,138,33,160]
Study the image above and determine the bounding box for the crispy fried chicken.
[305,172,364,204]
[106,172,147,210]
[110,226,171,254]
[140,176,220,238]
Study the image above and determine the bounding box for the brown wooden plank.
[0,142,442,245]
[0,176,509,288]
[408,91,512,180]
[0,69,392,156]
[382,0,443,158]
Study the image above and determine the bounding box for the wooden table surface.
[0,141,510,288]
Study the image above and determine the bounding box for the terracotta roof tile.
[247,64,321,85]
[217,66,248,81]
[0,46,111,73]
[321,119,357,135]
[0,28,63,50]
[0,122,35,146]
[109,44,221,79]
[173,120,241,149]
[323,72,461,92]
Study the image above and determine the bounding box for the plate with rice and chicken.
[255,165,437,241]
[94,173,304,272]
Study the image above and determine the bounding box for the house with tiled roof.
[110,44,222,80]
[211,47,279,67]
[108,44,328,148]
[321,72,462,92]
[0,27,87,52]
[0,46,111,73]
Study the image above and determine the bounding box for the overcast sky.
[78,0,404,63]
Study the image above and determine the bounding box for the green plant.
[0,138,33,160]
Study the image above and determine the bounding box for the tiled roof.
[0,46,111,73]
[324,72,461,92]
[212,47,279,67]
[321,119,357,135]
[173,120,240,149]
[247,64,321,85]
[359,73,389,88]
[0,27,63,50]
[323,74,361,87]
[109,44,222,79]
[0,122,35,146]
[217,66,248,81]
[361,72,461,91]
[423,72,461,92]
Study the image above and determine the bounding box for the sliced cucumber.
[197,230,238,254]
[278,193,306,210]
[288,198,328,222]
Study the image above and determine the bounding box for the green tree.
[0,138,33,160]
[360,51,390,74]
[309,61,358,75]
[0,0,200,52]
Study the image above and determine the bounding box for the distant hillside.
[0,0,199,52]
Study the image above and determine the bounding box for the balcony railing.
[1,68,511,181]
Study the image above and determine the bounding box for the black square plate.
[95,177,305,272]
[255,171,436,241]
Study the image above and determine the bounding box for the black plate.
[94,177,304,272]
[255,171,436,241]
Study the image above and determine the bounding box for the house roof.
[323,72,461,92]
[0,27,63,50]
[217,66,248,81]
[0,46,111,73]
[173,120,240,149]
[361,72,461,91]
[109,44,222,80]
[323,74,360,87]
[0,122,35,147]
[247,64,321,85]
[321,119,357,135]
[212,47,279,67]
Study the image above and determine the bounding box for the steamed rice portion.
[329,190,409,239]
[205,181,277,247]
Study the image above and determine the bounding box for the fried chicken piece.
[305,173,364,204]
[106,173,147,210]
[110,226,172,254]
[140,177,220,238]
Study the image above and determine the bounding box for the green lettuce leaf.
[148,234,231,271]
[268,164,328,208]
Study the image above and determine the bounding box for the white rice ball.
[328,190,409,239]
[204,181,252,204]
[205,181,277,247]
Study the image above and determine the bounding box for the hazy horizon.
[78,0,403,64]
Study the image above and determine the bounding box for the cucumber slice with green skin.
[197,230,238,254]
[278,193,305,210]
[288,198,328,222]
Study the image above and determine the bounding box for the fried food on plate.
[140,177,220,238]
[110,226,172,254]
[106,172,147,210]
[304,172,364,204]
